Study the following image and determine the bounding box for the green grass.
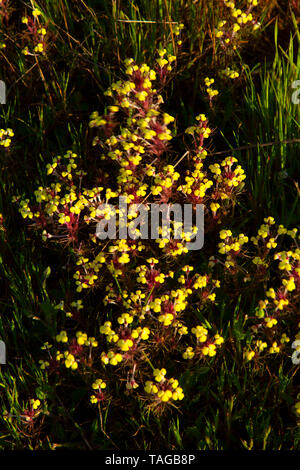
[232,24,300,226]
[0,0,299,450]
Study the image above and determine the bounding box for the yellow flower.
[282,277,295,292]
[183,347,194,359]
[244,350,255,361]
[34,43,44,53]
[31,399,41,410]
[56,330,68,343]
[65,353,78,370]
[265,317,278,328]
[40,28,47,36]
[76,331,88,345]
[92,379,107,390]
[32,8,41,17]
[153,368,166,382]
[269,342,280,354]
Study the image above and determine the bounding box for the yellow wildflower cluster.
[21,8,47,55]
[183,325,224,359]
[144,369,184,404]
[101,350,123,366]
[173,22,185,45]
[94,257,225,387]
[151,164,180,198]
[243,333,291,362]
[204,77,219,99]
[251,216,277,247]
[254,236,299,331]
[217,217,298,357]
[17,151,107,244]
[22,53,250,410]
[178,167,213,202]
[239,220,299,362]
[91,60,176,178]
[0,128,14,147]
[99,318,150,365]
[192,273,220,303]
[218,229,248,268]
[180,125,246,220]
[210,156,246,190]
[76,331,98,347]
[222,67,239,79]
[156,49,176,71]
[215,1,260,48]
[47,328,98,371]
[64,352,78,370]
[74,254,105,292]
[136,259,168,288]
[90,378,107,404]
[18,51,247,274]
[149,289,189,326]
